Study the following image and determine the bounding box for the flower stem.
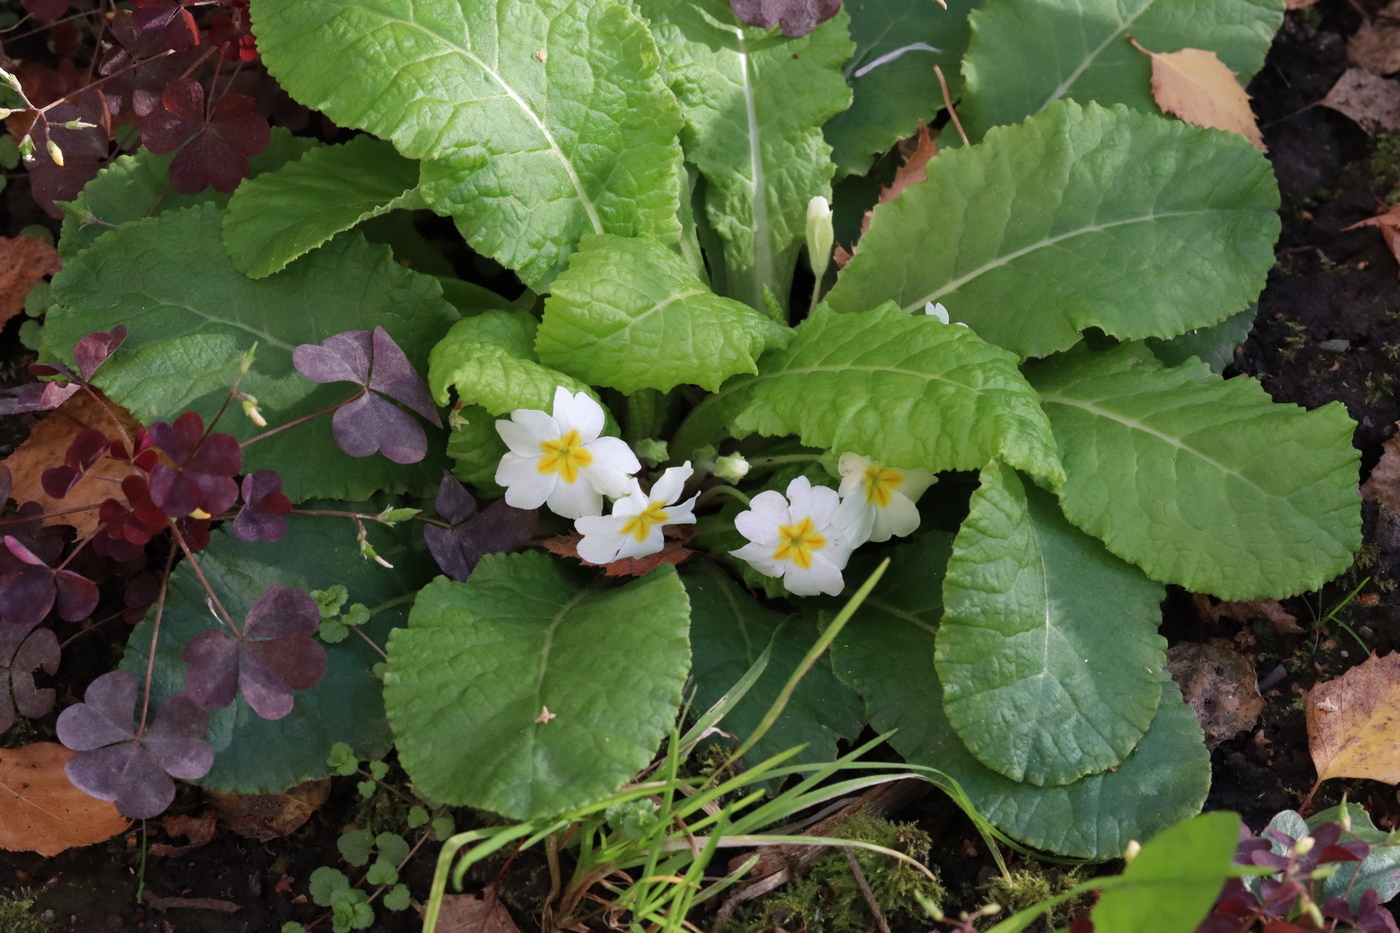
[695,484,751,508]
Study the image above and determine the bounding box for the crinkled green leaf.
[824,101,1279,360]
[119,507,433,793]
[676,303,1063,483]
[446,406,508,495]
[958,0,1283,140]
[58,128,319,259]
[1092,812,1242,933]
[537,234,788,393]
[223,135,425,278]
[384,552,690,819]
[683,562,863,768]
[45,203,455,501]
[1146,306,1255,375]
[830,538,1210,858]
[1026,343,1360,600]
[251,0,685,290]
[634,0,851,312]
[824,0,975,178]
[937,462,1165,786]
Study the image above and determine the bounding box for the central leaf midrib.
[1035,0,1156,114]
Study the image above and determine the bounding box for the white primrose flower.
[837,453,935,544]
[730,475,871,597]
[575,462,698,564]
[494,387,640,519]
[924,302,969,327]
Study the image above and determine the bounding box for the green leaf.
[431,816,455,841]
[958,0,1283,139]
[446,406,508,495]
[337,829,375,867]
[429,309,596,414]
[829,534,1210,859]
[365,860,398,886]
[251,0,685,290]
[58,127,319,258]
[537,234,788,393]
[824,101,1279,360]
[683,562,863,768]
[223,135,425,278]
[384,552,691,819]
[1025,343,1360,599]
[634,0,852,311]
[937,462,1166,786]
[368,760,390,780]
[119,506,435,793]
[45,203,456,501]
[327,742,358,776]
[1146,306,1255,375]
[676,303,1063,484]
[309,866,352,906]
[823,0,974,178]
[407,806,429,829]
[375,832,410,865]
[1092,812,1241,933]
[382,885,411,912]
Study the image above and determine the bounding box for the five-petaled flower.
[837,453,935,544]
[576,463,698,564]
[494,387,640,519]
[730,476,868,597]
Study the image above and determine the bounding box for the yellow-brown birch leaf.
[1306,652,1400,789]
[1129,39,1265,152]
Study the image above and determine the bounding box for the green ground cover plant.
[0,0,1372,927]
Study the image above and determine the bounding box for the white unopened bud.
[240,395,266,427]
[713,454,749,483]
[17,134,34,162]
[62,119,96,130]
[1294,835,1315,856]
[45,139,62,167]
[805,195,834,280]
[1123,839,1142,863]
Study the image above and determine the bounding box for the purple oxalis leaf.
[332,392,428,464]
[729,0,841,37]
[231,470,292,542]
[293,330,371,386]
[368,327,441,426]
[147,412,242,518]
[434,471,476,525]
[73,325,128,383]
[0,381,80,416]
[425,493,538,582]
[57,671,212,818]
[0,623,59,733]
[0,535,97,628]
[183,583,326,720]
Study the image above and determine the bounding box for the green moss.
[1279,320,1309,362]
[983,864,1090,932]
[729,814,943,933]
[1372,134,1400,203]
[1365,372,1396,406]
[0,890,54,933]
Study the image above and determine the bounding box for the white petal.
[547,474,603,519]
[899,469,936,502]
[731,541,785,577]
[576,515,627,564]
[665,496,698,527]
[651,462,694,505]
[552,388,605,442]
[734,490,790,545]
[924,302,950,324]
[871,492,922,541]
[784,553,845,596]
[788,477,840,528]
[615,525,665,560]
[580,436,641,497]
[837,452,871,480]
[833,494,876,548]
[496,453,553,510]
[500,409,559,451]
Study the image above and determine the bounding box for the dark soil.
[5,1,1400,931]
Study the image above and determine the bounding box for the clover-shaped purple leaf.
[424,475,538,581]
[293,327,440,464]
[231,470,292,542]
[183,583,327,720]
[0,536,98,629]
[147,412,242,518]
[0,381,80,416]
[57,671,212,818]
[74,325,128,383]
[729,0,841,37]
[0,623,59,733]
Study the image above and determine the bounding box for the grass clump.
[984,864,1090,932]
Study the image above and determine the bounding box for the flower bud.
[1294,835,1315,856]
[62,119,96,130]
[712,453,749,483]
[239,342,258,375]
[17,135,34,162]
[240,395,267,427]
[805,195,834,279]
[45,139,63,167]
[633,437,668,467]
[1122,839,1142,863]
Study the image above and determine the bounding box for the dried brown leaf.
[0,236,60,328]
[1322,68,1400,134]
[1166,642,1265,749]
[1306,652,1400,789]
[0,742,129,855]
[538,532,693,577]
[206,779,329,841]
[150,811,217,856]
[835,122,936,267]
[1361,425,1400,513]
[2,390,144,538]
[1343,201,1400,265]
[1349,1,1400,76]
[423,889,522,933]
[1130,40,1265,150]
[1194,593,1304,635]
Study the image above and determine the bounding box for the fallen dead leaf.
[2,390,144,538]
[834,122,935,268]
[1350,1,1400,76]
[1129,39,1264,151]
[150,811,217,857]
[206,779,330,841]
[0,235,60,328]
[1322,68,1400,134]
[1193,593,1304,635]
[539,531,694,577]
[141,891,239,913]
[1361,426,1400,513]
[1166,642,1265,749]
[0,742,129,856]
[419,888,522,933]
[1305,652,1400,802]
[1344,201,1400,265]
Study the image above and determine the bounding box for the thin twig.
[170,523,242,637]
[135,545,176,741]
[934,65,968,147]
[843,847,892,933]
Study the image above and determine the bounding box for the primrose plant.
[21,0,1353,878]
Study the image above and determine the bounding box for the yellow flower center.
[620,500,671,543]
[773,516,826,570]
[537,429,593,485]
[862,465,904,509]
